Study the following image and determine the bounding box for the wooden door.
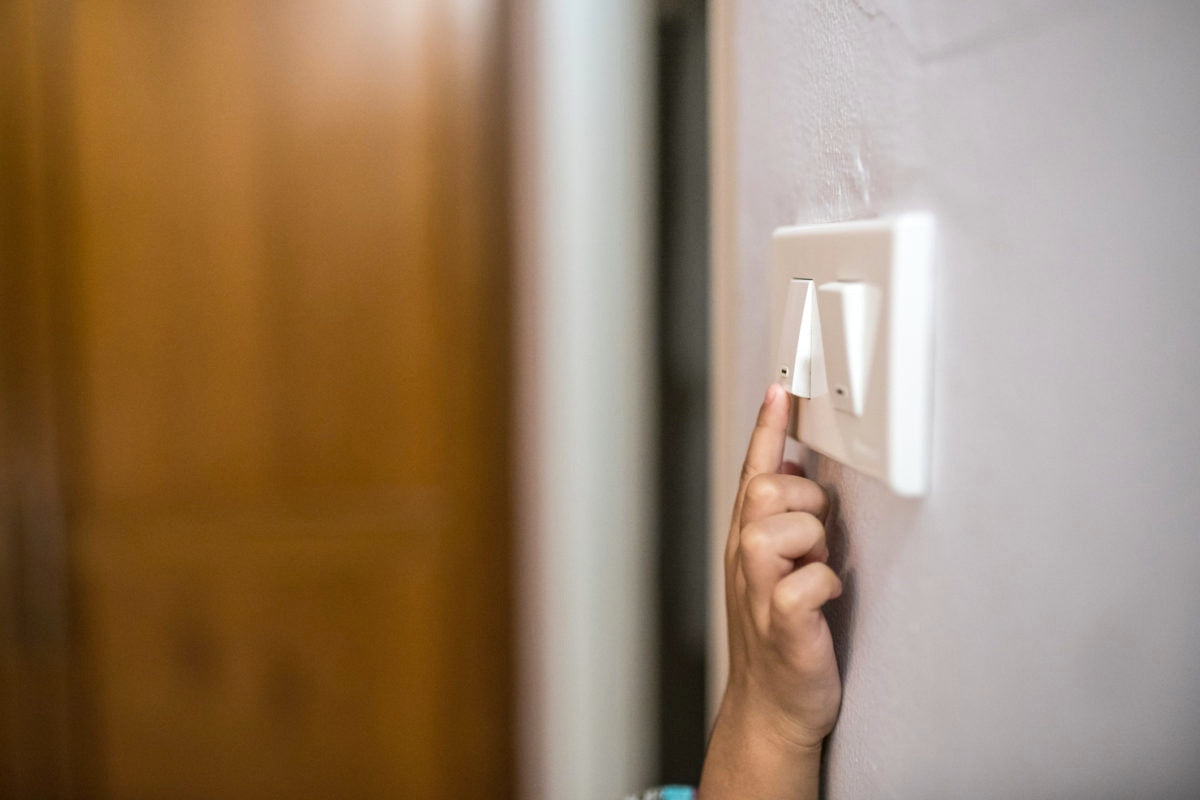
[2,1,512,797]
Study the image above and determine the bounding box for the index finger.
[733,384,790,519]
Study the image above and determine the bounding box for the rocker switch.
[817,280,880,418]
[774,278,815,398]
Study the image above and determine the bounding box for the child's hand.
[699,384,841,800]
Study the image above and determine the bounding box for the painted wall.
[715,2,1200,796]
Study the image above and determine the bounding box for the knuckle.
[802,512,827,544]
[771,563,837,619]
[743,474,780,512]
[790,476,829,516]
[738,521,771,560]
[782,510,823,552]
[811,482,831,516]
[770,580,806,617]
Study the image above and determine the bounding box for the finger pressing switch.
[775,278,815,398]
[817,280,880,417]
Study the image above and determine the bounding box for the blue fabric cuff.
[626,786,695,800]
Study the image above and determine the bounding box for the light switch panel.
[769,214,934,496]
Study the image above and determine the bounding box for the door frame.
[510,1,658,797]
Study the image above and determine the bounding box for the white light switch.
[775,278,815,398]
[817,281,880,417]
[769,214,934,496]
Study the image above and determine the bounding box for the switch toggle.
[774,278,815,398]
[817,281,880,417]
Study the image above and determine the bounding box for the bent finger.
[769,561,843,631]
[740,473,830,527]
[739,513,828,627]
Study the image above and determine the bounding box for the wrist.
[699,690,824,800]
[720,681,831,754]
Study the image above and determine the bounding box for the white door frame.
[511,2,657,798]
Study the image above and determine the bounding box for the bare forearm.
[698,695,822,800]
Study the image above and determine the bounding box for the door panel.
[7,1,512,796]
[74,511,448,798]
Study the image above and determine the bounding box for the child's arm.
[698,384,842,800]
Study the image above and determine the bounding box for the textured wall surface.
[724,2,1200,796]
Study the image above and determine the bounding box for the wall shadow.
[816,480,858,797]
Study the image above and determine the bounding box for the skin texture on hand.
[698,384,842,800]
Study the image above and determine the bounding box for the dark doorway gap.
[655,0,710,786]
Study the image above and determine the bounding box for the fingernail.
[765,384,779,404]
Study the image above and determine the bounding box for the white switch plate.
[770,214,934,496]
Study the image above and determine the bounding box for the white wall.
[711,2,1200,796]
